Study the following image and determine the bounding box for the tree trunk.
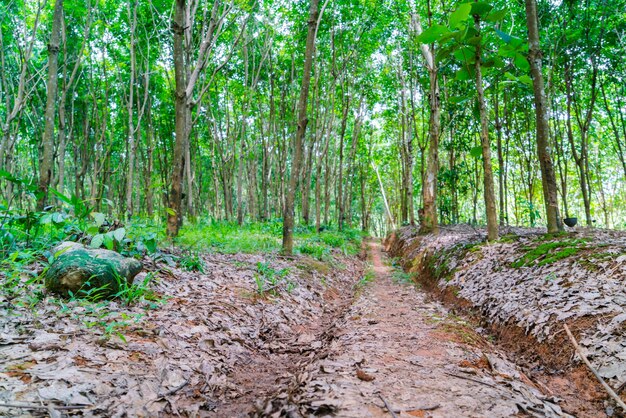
[167,0,187,237]
[282,0,320,254]
[525,0,562,233]
[474,15,498,241]
[125,0,137,218]
[37,0,64,210]
[413,13,440,234]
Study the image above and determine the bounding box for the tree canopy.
[2,0,626,247]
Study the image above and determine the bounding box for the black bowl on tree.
[563,217,578,227]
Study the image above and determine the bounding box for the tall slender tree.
[37,0,64,210]
[282,0,321,254]
[524,0,562,233]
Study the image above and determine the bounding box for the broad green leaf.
[52,212,65,224]
[455,67,473,81]
[112,227,126,242]
[514,53,530,71]
[495,29,512,44]
[453,46,476,62]
[470,2,493,17]
[485,8,507,22]
[518,75,533,86]
[91,234,105,248]
[416,24,450,44]
[103,234,115,250]
[470,146,483,159]
[449,3,472,29]
[92,212,106,227]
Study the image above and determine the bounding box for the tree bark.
[413,13,440,235]
[282,0,320,255]
[474,14,498,241]
[37,0,64,210]
[525,0,562,233]
[167,0,187,237]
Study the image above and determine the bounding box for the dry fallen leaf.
[356,369,375,382]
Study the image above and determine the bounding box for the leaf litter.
[0,238,589,417]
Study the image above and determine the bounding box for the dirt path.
[268,240,570,417]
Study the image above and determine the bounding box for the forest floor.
[0,236,589,417]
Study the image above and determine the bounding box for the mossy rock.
[44,242,142,299]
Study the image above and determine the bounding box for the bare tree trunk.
[474,14,498,241]
[282,0,320,254]
[37,0,64,210]
[525,0,562,233]
[168,0,187,237]
[413,13,440,234]
[124,0,137,218]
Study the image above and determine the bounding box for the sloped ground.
[386,225,626,416]
[0,249,363,417]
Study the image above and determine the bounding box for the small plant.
[391,269,414,285]
[253,262,290,295]
[113,271,158,305]
[179,251,205,272]
[356,268,376,291]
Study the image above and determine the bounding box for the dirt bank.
[386,225,626,416]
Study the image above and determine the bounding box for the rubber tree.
[282,0,321,254]
[37,0,64,210]
[524,0,562,233]
[412,11,440,235]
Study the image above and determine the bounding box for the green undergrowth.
[177,219,364,258]
[512,238,590,268]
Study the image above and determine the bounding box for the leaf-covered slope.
[387,226,626,385]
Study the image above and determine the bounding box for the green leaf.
[92,212,106,227]
[112,227,126,242]
[485,8,507,22]
[455,67,473,81]
[91,234,105,248]
[103,234,115,250]
[518,75,533,86]
[449,3,472,29]
[470,2,493,17]
[495,29,512,43]
[470,146,483,159]
[416,24,450,44]
[514,53,530,71]
[52,212,65,224]
[50,188,72,205]
[453,46,476,62]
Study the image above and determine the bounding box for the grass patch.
[177,219,364,257]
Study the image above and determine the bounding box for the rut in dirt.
[259,240,569,417]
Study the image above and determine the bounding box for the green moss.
[512,238,589,268]
[497,234,519,244]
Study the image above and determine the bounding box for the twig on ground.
[157,380,189,399]
[377,393,398,418]
[443,371,498,388]
[0,403,88,411]
[394,404,440,412]
[563,324,626,411]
